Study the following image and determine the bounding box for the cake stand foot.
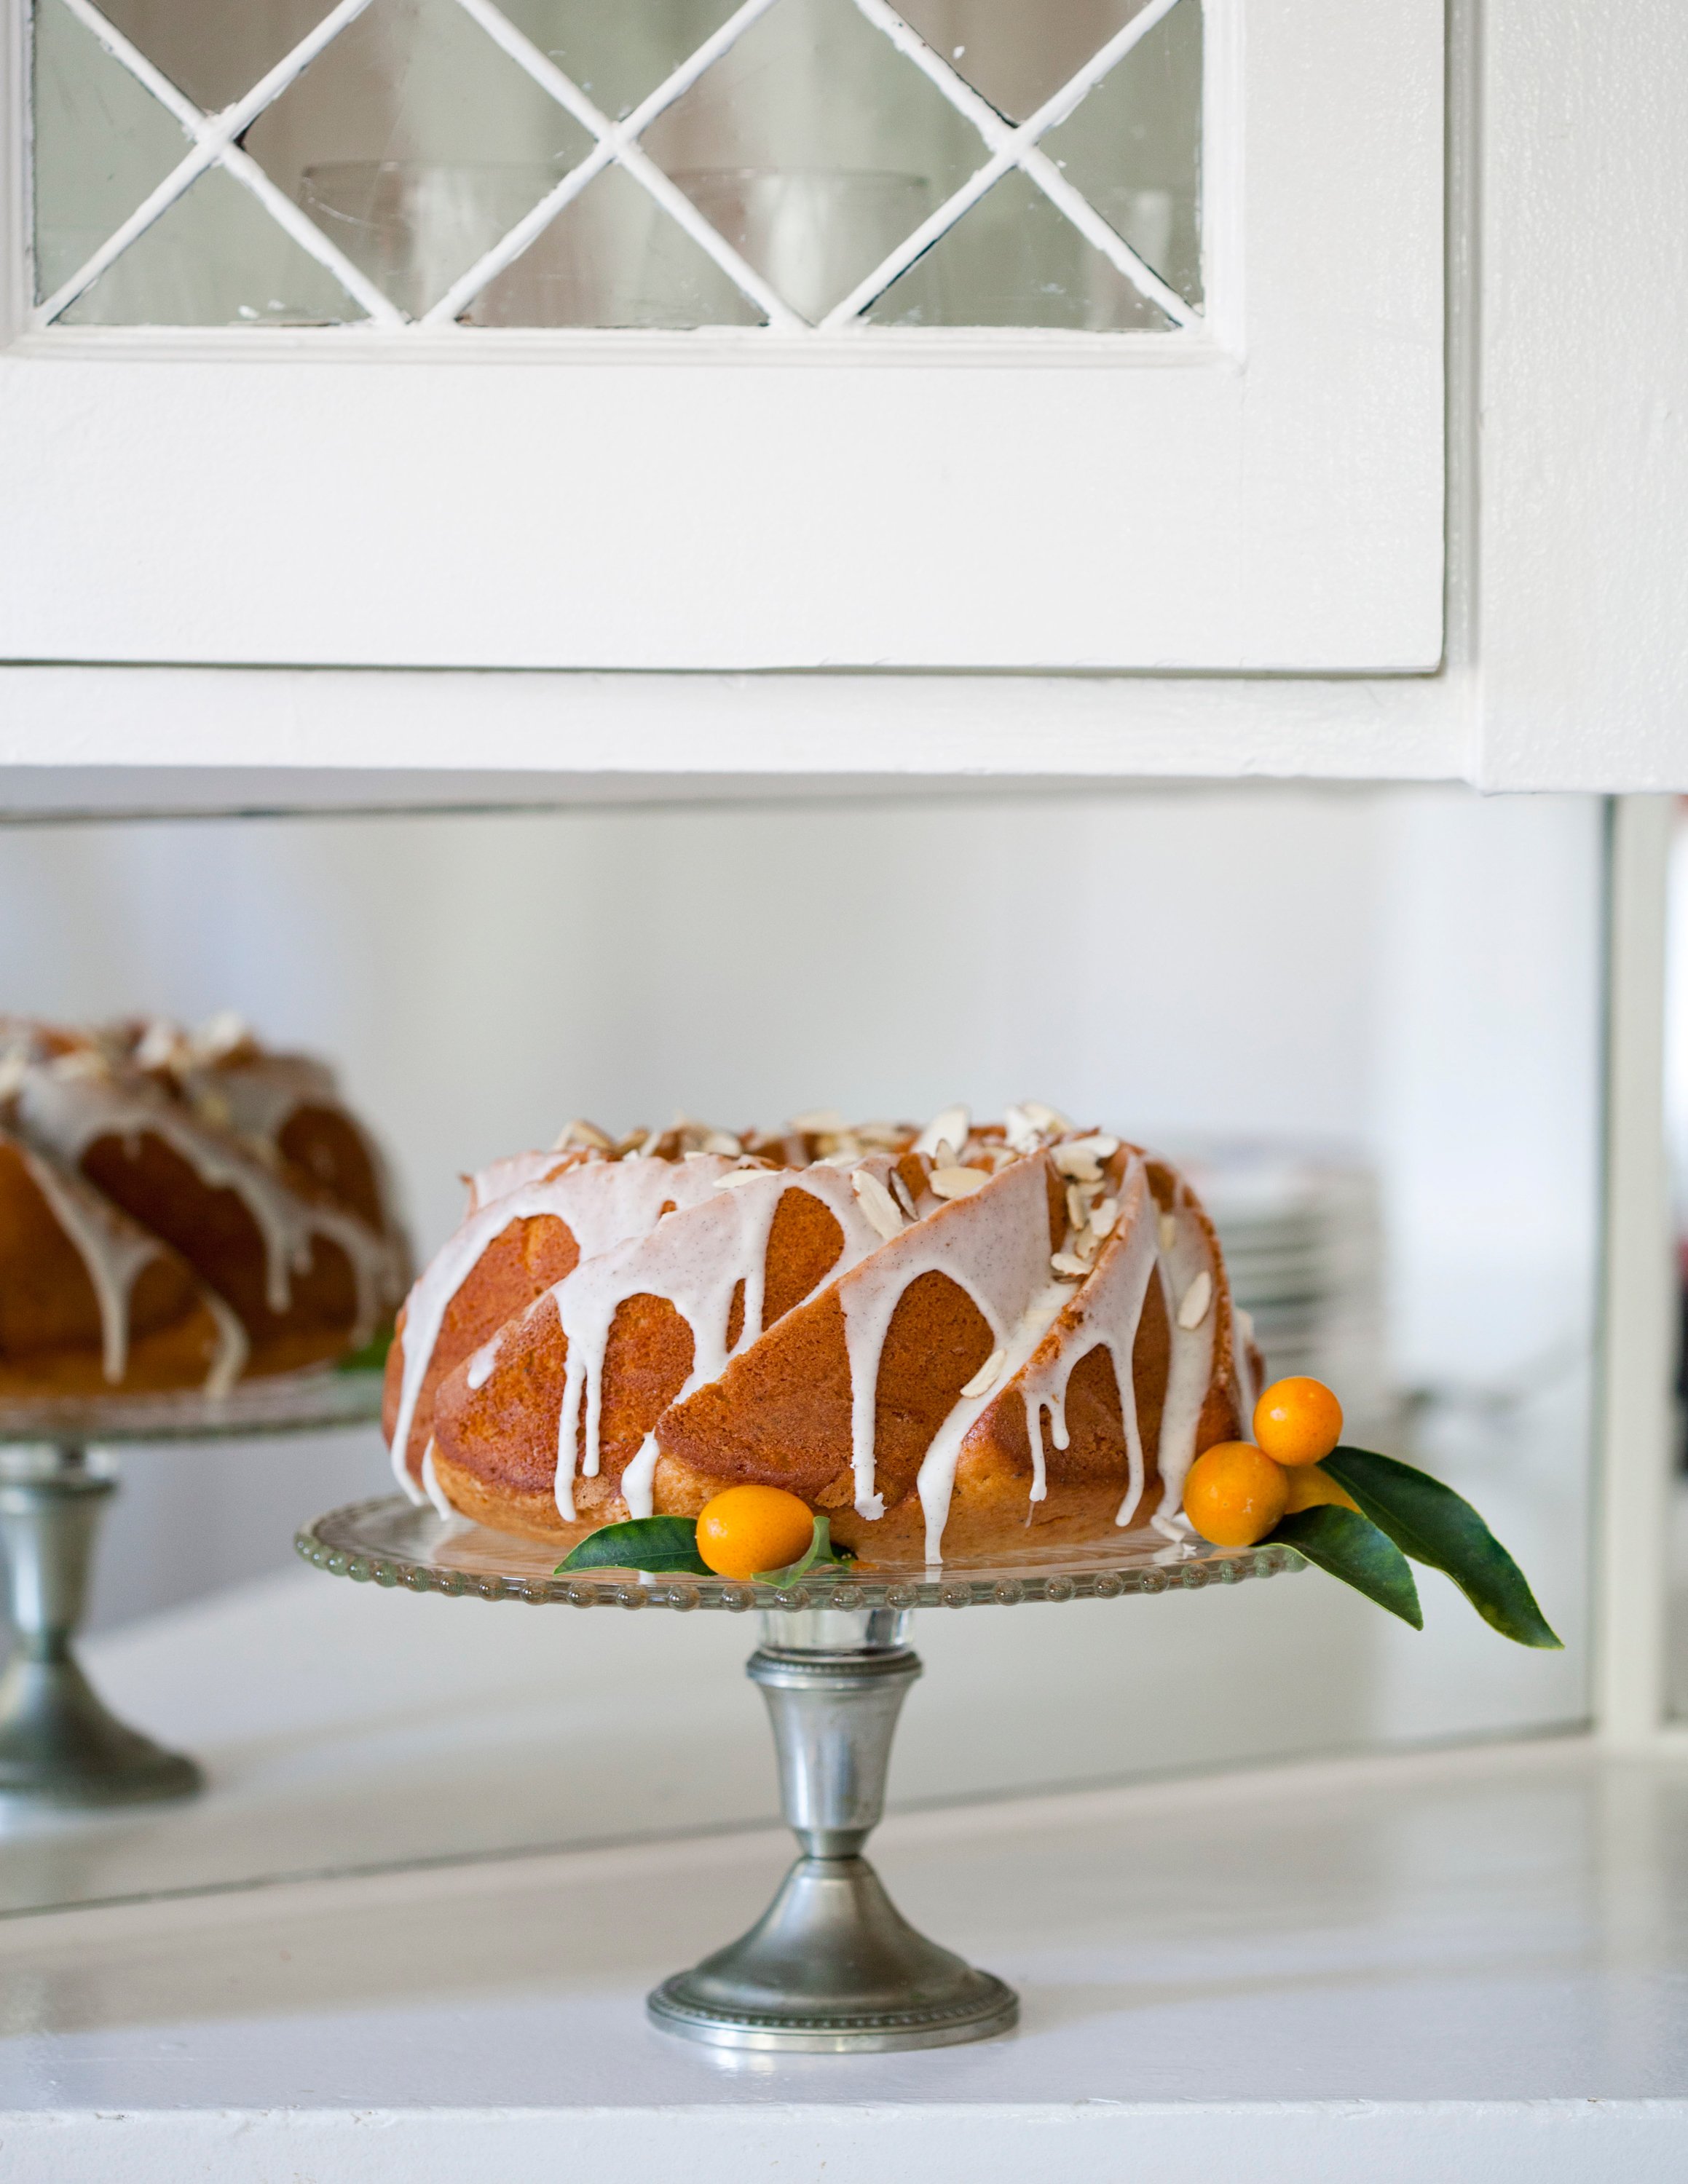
[648,1611,1017,2053]
[0,1448,202,1810]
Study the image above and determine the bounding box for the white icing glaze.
[387,1152,733,1500]
[545,1158,901,1522]
[14,1142,168,1385]
[832,1152,1056,1521]
[16,1063,402,1353]
[465,1148,572,1212]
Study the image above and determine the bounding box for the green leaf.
[756,1514,855,1587]
[555,1516,711,1576]
[1322,1446,1562,1650]
[336,1324,395,1374]
[1272,1506,1424,1629]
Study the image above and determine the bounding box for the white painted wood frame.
[1595,796,1679,1749]
[0,0,1445,676]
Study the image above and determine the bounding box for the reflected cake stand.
[0,1369,384,1812]
[297,1493,1304,2053]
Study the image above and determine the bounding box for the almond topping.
[1065,1182,1092,1233]
[961,1349,1007,1400]
[914,1104,970,1160]
[930,1166,988,1200]
[1178,1270,1213,1330]
[789,1108,845,1133]
[702,1131,743,1157]
[1021,1101,1073,1134]
[1092,1198,1119,1238]
[554,1119,614,1152]
[1158,1213,1178,1252]
[889,1168,918,1219]
[1051,1251,1090,1279]
[714,1167,771,1191]
[1052,1147,1103,1182]
[851,1168,906,1240]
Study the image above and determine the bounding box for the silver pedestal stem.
[0,1446,200,1808]
[647,1607,1017,2052]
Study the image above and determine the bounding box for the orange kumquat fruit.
[1281,1463,1360,1516]
[695,1484,817,1580]
[1183,1441,1290,1548]
[1253,1376,1344,1467]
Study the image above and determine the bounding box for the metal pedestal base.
[0,1449,201,1810]
[649,1609,1017,2053]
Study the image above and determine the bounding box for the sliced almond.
[789,1108,845,1133]
[914,1104,970,1159]
[714,1167,771,1191]
[1177,1270,1213,1330]
[851,1168,906,1240]
[702,1131,742,1157]
[961,1348,1006,1400]
[888,1168,918,1219]
[1092,1197,1119,1238]
[1003,1103,1044,1152]
[1051,1251,1091,1279]
[1237,1305,1256,1345]
[1065,1182,1092,1233]
[1158,1212,1178,1253]
[554,1118,614,1152]
[0,1052,26,1101]
[1075,1226,1100,1263]
[930,1166,989,1200]
[1021,1100,1073,1134]
[1052,1147,1103,1182]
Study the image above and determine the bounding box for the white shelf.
[0,1567,1682,2178]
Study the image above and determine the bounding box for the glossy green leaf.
[555,1516,711,1576]
[1272,1506,1424,1629]
[1322,1447,1562,1650]
[336,1324,394,1374]
[757,1514,854,1586]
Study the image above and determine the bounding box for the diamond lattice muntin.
[31,0,1202,332]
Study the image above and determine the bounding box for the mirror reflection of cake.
[0,1014,410,1398]
[385,1106,1265,1569]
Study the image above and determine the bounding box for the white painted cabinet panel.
[0,0,1446,676]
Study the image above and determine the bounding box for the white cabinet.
[0,0,1443,678]
[0,0,1681,794]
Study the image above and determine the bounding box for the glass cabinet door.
[0,0,1445,673]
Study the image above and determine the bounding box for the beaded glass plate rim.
[295,1493,1306,1611]
[0,1366,387,1446]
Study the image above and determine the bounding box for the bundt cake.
[386,1107,1262,1568]
[0,1014,409,1399]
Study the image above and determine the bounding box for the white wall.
[0,783,1604,1764]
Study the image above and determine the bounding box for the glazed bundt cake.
[0,1014,409,1399]
[386,1106,1261,1567]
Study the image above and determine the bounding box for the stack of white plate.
[1172,1142,1391,1440]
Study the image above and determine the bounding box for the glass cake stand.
[296,1492,1304,2053]
[0,1369,385,1812]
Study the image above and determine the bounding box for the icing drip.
[199,1289,250,1398]
[912,1156,1164,1564]
[547,1160,901,1522]
[834,1153,1056,1522]
[419,1439,455,1519]
[915,1278,1068,1562]
[620,1432,660,1520]
[15,1144,167,1385]
[387,1152,732,1500]
[16,1064,402,1351]
[1144,1188,1225,1524]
